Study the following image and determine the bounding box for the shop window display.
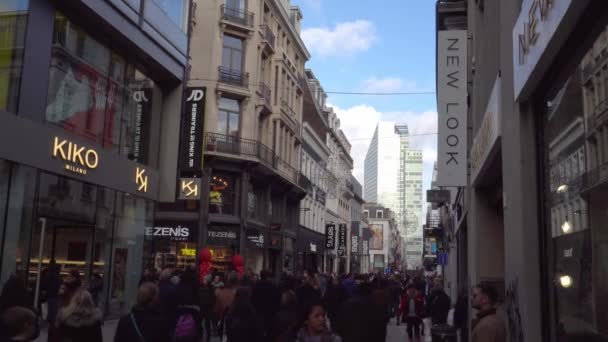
[45,13,162,166]
[540,25,608,339]
[0,0,28,114]
[209,173,236,215]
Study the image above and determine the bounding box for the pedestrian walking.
[199,274,216,342]
[296,304,342,342]
[0,307,40,342]
[269,290,298,342]
[252,270,280,338]
[55,290,103,342]
[323,276,347,331]
[400,285,425,342]
[224,287,263,342]
[335,282,387,342]
[88,274,103,307]
[427,278,451,325]
[48,272,81,342]
[214,272,239,341]
[453,288,469,342]
[0,272,32,315]
[114,282,173,342]
[471,284,506,342]
[158,268,180,325]
[173,268,202,342]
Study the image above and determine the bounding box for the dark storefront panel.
[538,13,608,339]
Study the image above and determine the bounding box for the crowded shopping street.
[2,0,608,341]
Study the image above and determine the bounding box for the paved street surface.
[386,317,433,342]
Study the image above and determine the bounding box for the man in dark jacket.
[0,307,39,342]
[335,283,387,342]
[427,278,451,325]
[251,270,281,338]
[114,282,172,342]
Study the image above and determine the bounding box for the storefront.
[297,226,325,273]
[143,220,198,271]
[513,0,608,339]
[205,225,240,274]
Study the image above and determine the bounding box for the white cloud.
[302,20,377,57]
[331,105,438,223]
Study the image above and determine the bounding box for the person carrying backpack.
[173,268,202,342]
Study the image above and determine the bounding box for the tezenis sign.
[52,137,99,175]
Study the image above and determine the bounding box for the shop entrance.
[29,218,98,308]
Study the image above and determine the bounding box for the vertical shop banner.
[132,88,153,164]
[337,224,347,257]
[180,87,206,170]
[325,224,336,249]
[437,30,467,186]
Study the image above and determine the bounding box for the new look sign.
[437,30,468,187]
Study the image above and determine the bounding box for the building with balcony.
[324,107,354,274]
[182,0,310,276]
[298,69,332,273]
[0,0,188,318]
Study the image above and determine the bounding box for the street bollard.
[431,324,458,342]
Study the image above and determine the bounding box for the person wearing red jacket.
[400,284,425,342]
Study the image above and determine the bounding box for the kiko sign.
[437,30,468,187]
[52,137,99,175]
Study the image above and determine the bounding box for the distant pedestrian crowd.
[0,265,511,342]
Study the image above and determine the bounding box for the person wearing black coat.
[173,268,202,342]
[0,273,32,315]
[269,290,298,342]
[251,270,281,338]
[0,306,40,342]
[114,282,172,342]
[334,283,387,342]
[453,288,469,342]
[55,290,102,342]
[224,287,263,342]
[427,279,451,325]
[323,277,347,331]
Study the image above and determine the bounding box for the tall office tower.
[395,124,424,268]
[364,122,400,210]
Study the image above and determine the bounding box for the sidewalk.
[34,320,119,342]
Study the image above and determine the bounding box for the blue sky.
[293,0,438,197]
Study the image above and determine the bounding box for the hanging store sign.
[426,189,451,204]
[180,87,206,170]
[437,30,468,187]
[246,229,266,248]
[132,88,153,164]
[513,0,580,100]
[337,224,347,257]
[310,243,317,253]
[178,178,201,200]
[351,233,359,254]
[145,221,197,242]
[325,224,336,249]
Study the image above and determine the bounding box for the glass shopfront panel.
[45,13,162,166]
[108,193,154,316]
[0,0,28,114]
[209,172,237,215]
[540,23,608,340]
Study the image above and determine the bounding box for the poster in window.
[369,224,383,250]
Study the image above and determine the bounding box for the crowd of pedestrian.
[0,265,509,342]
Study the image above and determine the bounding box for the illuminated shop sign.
[178,178,201,200]
[136,167,148,193]
[52,137,99,175]
[146,221,197,242]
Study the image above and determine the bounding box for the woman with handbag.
[114,282,172,342]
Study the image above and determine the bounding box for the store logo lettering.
[187,90,204,102]
[519,0,554,64]
[146,226,190,238]
[209,231,237,239]
[53,137,99,175]
[133,90,149,103]
[181,180,199,197]
[136,167,148,193]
